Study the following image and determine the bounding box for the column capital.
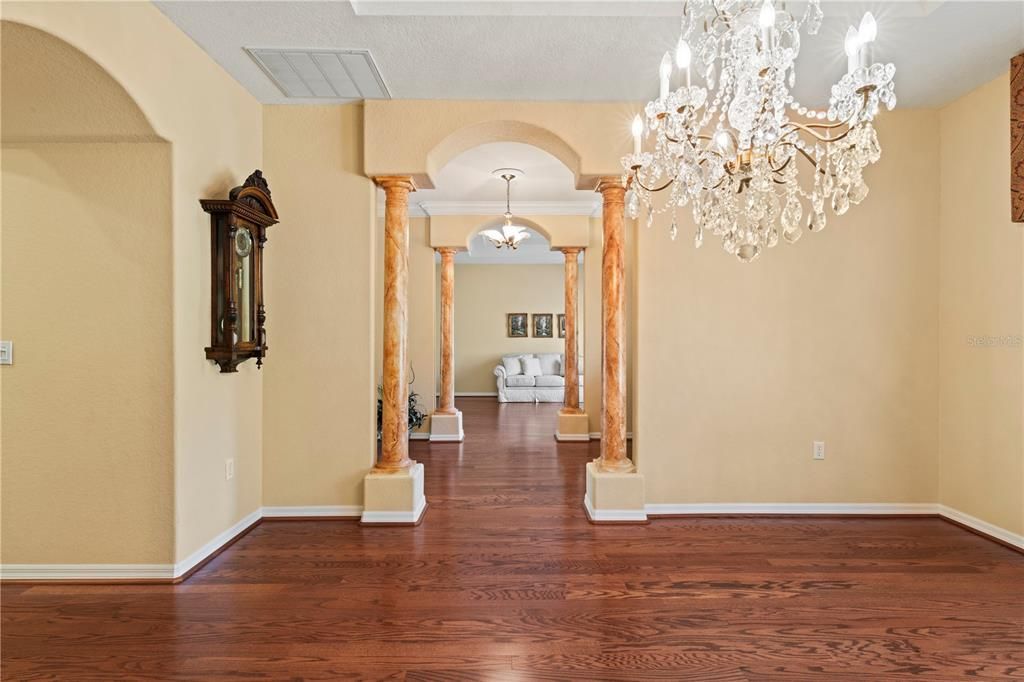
[595,176,626,196]
[435,247,458,257]
[374,175,417,193]
[559,246,583,258]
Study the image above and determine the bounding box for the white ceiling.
[157,1,1022,108]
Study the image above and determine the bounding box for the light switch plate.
[0,341,11,365]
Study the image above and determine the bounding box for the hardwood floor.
[3,397,1022,680]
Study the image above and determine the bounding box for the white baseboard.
[584,493,648,522]
[454,392,497,397]
[174,508,263,577]
[588,432,634,440]
[644,502,938,516]
[409,432,430,441]
[360,496,427,524]
[0,563,177,581]
[429,432,464,442]
[262,505,363,518]
[938,504,1024,550]
[556,432,590,442]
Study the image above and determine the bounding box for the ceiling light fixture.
[481,169,531,250]
[622,1,895,262]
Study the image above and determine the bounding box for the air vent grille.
[245,48,390,100]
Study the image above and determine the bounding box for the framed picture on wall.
[533,313,554,338]
[507,313,528,338]
[557,314,566,338]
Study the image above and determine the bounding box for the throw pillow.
[537,353,560,376]
[502,356,523,376]
[522,357,543,377]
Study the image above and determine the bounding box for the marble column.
[583,177,644,523]
[430,248,464,442]
[559,247,582,414]
[375,176,415,473]
[436,248,457,415]
[363,176,427,525]
[596,178,632,473]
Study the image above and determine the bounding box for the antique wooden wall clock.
[200,170,279,373]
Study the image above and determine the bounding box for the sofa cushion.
[521,357,543,377]
[537,353,561,376]
[506,374,536,388]
[535,375,565,387]
[559,353,566,376]
[501,356,524,376]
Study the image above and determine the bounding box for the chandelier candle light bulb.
[622,0,896,262]
[676,38,692,87]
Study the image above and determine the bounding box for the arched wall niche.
[430,214,591,250]
[1,20,175,564]
[363,99,632,190]
[1,20,162,143]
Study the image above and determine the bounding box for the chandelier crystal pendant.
[481,168,531,250]
[622,0,896,262]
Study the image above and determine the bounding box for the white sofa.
[494,353,583,403]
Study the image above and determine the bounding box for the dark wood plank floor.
[3,397,1022,680]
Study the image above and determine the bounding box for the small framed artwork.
[533,313,554,338]
[507,313,528,338]
[558,314,566,338]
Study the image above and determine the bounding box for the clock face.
[234,228,253,257]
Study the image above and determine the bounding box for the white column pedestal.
[429,410,464,442]
[584,460,647,523]
[555,411,590,442]
[361,462,427,525]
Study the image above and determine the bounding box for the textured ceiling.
[156,1,1023,108]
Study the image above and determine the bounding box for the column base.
[583,460,647,524]
[555,411,590,442]
[361,462,427,525]
[429,410,464,442]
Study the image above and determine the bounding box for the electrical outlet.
[813,441,825,460]
[225,458,235,480]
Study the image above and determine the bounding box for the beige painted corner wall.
[1,2,264,565]
[262,105,377,507]
[448,263,572,394]
[938,73,1024,535]
[636,109,941,504]
[1,142,174,563]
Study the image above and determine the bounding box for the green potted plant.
[377,368,427,439]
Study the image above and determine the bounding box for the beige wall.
[938,73,1024,535]
[449,263,572,393]
[1,142,174,563]
[636,109,941,504]
[262,105,377,507]
[1,3,263,565]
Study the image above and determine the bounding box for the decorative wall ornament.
[532,313,554,338]
[507,312,528,338]
[200,170,279,373]
[1012,53,1024,223]
[622,0,895,262]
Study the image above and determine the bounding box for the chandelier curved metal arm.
[481,170,531,250]
[622,0,896,262]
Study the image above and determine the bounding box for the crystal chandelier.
[481,169,531,250]
[622,0,896,262]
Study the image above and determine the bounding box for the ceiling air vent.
[245,48,390,100]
